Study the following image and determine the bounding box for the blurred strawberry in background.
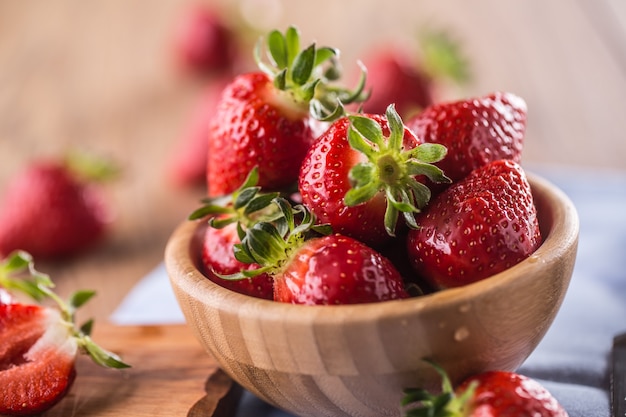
[172,3,240,76]
[358,30,471,119]
[0,152,117,259]
[167,78,227,188]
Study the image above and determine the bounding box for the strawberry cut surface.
[0,304,77,416]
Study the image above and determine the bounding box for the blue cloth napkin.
[111,165,626,417]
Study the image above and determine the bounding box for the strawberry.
[1,305,77,416]
[406,92,527,186]
[402,361,568,416]
[298,104,449,248]
[168,79,227,188]
[225,197,409,305]
[207,26,367,197]
[200,221,274,299]
[0,155,115,259]
[406,159,542,289]
[0,251,128,416]
[172,4,238,75]
[189,167,278,299]
[358,30,470,118]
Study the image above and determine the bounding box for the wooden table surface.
[1,0,625,324]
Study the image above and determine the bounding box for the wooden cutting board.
[42,324,242,417]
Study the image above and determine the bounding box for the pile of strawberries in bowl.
[166,25,579,417]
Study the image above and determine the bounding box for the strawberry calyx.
[0,250,129,369]
[63,149,119,184]
[401,359,476,417]
[346,104,450,236]
[219,197,332,280]
[189,167,282,230]
[255,26,368,121]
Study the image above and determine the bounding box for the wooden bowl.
[165,172,579,417]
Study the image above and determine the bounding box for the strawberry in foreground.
[299,104,449,248]
[189,167,278,299]
[407,159,542,289]
[406,91,527,187]
[207,26,367,197]
[0,251,129,416]
[402,361,568,416]
[223,197,409,305]
[0,154,116,259]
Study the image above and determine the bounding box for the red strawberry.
[358,31,470,118]
[406,92,527,186]
[201,221,274,299]
[299,105,449,247]
[227,197,409,305]
[172,4,237,75]
[359,47,434,118]
[1,305,77,416]
[168,80,227,188]
[403,362,568,416]
[0,157,114,259]
[406,159,542,289]
[0,251,128,416]
[207,26,367,197]
[190,167,277,299]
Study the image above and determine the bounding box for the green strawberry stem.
[255,26,368,121]
[64,149,120,183]
[218,197,331,280]
[0,251,130,369]
[419,29,471,86]
[346,104,450,236]
[402,359,476,417]
[189,166,282,231]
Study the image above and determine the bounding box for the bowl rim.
[165,171,579,323]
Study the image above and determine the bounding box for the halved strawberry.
[0,305,77,416]
[207,26,367,197]
[406,159,542,289]
[0,251,129,416]
[298,105,449,247]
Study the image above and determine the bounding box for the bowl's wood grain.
[165,173,579,417]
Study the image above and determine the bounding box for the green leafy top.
[402,359,477,417]
[0,251,130,369]
[345,104,450,236]
[255,26,368,121]
[64,149,119,183]
[188,166,282,230]
[419,29,471,86]
[218,197,331,280]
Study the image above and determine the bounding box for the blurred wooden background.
[1,0,625,321]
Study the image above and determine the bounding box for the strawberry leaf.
[255,26,367,121]
[81,336,130,369]
[69,290,96,309]
[291,44,315,86]
[268,29,288,68]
